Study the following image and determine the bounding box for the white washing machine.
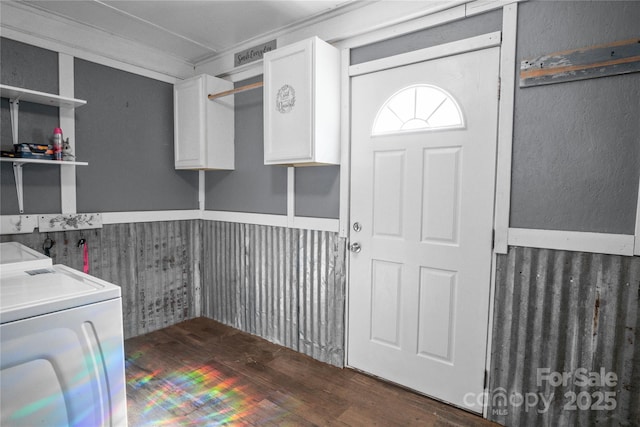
[0,241,52,273]
[1,246,128,427]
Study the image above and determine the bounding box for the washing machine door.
[0,266,127,426]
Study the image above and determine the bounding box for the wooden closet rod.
[208,81,264,100]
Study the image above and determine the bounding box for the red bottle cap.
[54,127,63,134]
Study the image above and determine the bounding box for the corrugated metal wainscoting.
[489,246,640,426]
[1,220,201,339]
[201,221,347,367]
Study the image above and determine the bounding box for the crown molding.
[195,1,464,80]
[1,1,193,82]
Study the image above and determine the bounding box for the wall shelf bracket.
[1,159,88,214]
[12,162,24,214]
[9,98,19,145]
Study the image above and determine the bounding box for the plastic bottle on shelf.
[53,127,63,161]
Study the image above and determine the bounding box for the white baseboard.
[508,228,635,256]
[201,210,288,228]
[101,210,201,224]
[202,210,339,232]
[291,216,340,233]
[1,210,340,234]
[0,215,38,235]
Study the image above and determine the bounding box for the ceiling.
[15,0,356,65]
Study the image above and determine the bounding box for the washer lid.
[0,242,52,274]
[0,264,121,324]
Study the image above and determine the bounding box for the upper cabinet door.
[174,76,206,169]
[174,74,234,170]
[264,37,340,166]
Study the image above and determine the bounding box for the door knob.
[350,242,362,253]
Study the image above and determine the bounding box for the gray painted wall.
[74,59,198,212]
[1,38,61,214]
[0,38,59,93]
[205,76,288,215]
[2,38,341,218]
[351,9,502,64]
[295,166,340,218]
[205,76,341,218]
[510,1,640,234]
[1,38,199,215]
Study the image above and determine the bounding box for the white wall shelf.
[0,158,88,166]
[0,159,88,214]
[1,82,88,214]
[1,84,86,149]
[0,84,86,108]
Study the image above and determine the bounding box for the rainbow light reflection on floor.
[126,348,292,426]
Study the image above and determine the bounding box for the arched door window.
[372,84,464,135]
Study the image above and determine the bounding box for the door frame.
[340,5,519,418]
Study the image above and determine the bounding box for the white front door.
[348,46,500,412]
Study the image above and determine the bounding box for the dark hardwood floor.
[124,317,497,426]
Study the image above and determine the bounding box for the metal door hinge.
[484,369,489,389]
[497,77,501,100]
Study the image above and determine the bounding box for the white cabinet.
[263,37,340,166]
[174,74,234,170]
